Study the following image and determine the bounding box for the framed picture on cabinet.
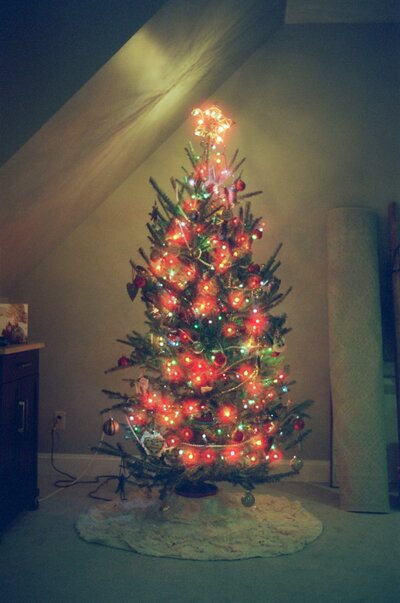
[0,303,28,344]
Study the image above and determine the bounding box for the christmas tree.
[99,105,312,506]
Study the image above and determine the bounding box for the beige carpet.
[0,477,399,603]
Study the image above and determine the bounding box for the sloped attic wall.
[11,22,399,460]
[0,0,285,296]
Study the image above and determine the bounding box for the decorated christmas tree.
[99,105,312,506]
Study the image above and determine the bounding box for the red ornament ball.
[133,275,147,288]
[103,417,119,436]
[252,228,263,240]
[235,179,246,191]
[248,263,260,274]
[293,418,305,431]
[214,352,227,367]
[118,355,130,367]
[232,429,244,443]
[150,249,161,261]
[197,411,214,424]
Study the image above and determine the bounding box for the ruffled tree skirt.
[76,491,322,560]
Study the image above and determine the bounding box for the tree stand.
[175,480,218,498]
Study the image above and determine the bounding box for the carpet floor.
[0,476,399,603]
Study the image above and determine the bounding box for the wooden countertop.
[0,342,45,355]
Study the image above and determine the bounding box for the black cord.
[49,424,130,501]
[51,426,76,480]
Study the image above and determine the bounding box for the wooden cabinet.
[0,343,44,532]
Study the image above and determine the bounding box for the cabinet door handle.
[18,362,32,369]
[17,400,26,433]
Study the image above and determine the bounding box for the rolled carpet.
[327,207,389,513]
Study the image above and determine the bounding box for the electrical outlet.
[54,411,66,430]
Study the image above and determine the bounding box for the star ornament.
[192,105,233,145]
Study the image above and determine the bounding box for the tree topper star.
[192,105,233,145]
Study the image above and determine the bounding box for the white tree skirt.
[76,491,322,560]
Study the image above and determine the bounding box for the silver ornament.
[241,490,256,507]
[290,456,303,472]
[253,288,264,300]
[222,209,233,220]
[102,417,119,436]
[193,341,204,354]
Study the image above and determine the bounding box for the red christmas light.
[218,405,237,424]
[235,231,251,251]
[198,278,218,296]
[206,366,218,383]
[245,310,267,336]
[194,223,205,235]
[182,398,200,416]
[247,274,262,290]
[190,359,217,389]
[193,294,217,317]
[179,330,191,343]
[128,410,148,426]
[180,427,194,442]
[228,290,245,309]
[179,352,196,367]
[236,364,254,381]
[158,405,182,427]
[182,264,197,282]
[163,360,184,382]
[195,163,208,181]
[165,434,179,447]
[160,291,179,311]
[246,378,264,396]
[213,242,232,274]
[222,322,238,338]
[269,448,283,462]
[202,448,217,464]
[224,447,240,463]
[166,219,192,247]
[180,447,200,466]
[252,435,266,449]
[182,197,198,213]
[142,392,160,410]
[265,388,276,402]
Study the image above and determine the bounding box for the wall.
[12,23,399,461]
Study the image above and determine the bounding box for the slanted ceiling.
[0,0,285,295]
[0,0,398,295]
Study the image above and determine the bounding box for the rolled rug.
[327,207,389,513]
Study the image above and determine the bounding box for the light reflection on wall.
[0,0,285,295]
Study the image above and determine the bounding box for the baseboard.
[38,453,330,483]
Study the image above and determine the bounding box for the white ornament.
[140,430,165,457]
[135,376,149,395]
